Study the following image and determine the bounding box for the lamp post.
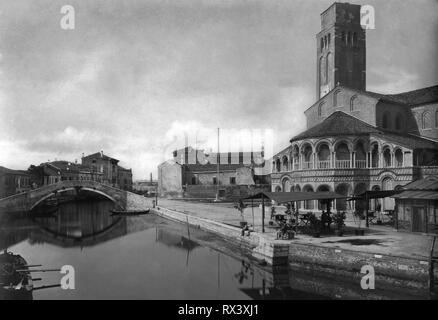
[215,127,220,202]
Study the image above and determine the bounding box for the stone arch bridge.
[0,180,150,213]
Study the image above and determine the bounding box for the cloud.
[0,0,437,180]
[367,67,420,94]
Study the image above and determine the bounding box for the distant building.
[394,178,438,234]
[118,166,133,191]
[28,161,103,187]
[133,174,158,196]
[0,166,31,198]
[158,146,269,199]
[82,151,120,187]
[81,151,133,191]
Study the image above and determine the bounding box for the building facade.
[28,161,104,187]
[81,151,133,190]
[82,151,120,187]
[117,166,133,191]
[158,146,269,198]
[0,166,31,198]
[271,2,438,213]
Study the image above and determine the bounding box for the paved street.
[153,198,435,260]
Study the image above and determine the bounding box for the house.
[28,161,104,187]
[393,178,438,234]
[0,166,31,198]
[158,146,269,199]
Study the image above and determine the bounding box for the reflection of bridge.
[0,180,150,213]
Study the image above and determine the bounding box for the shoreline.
[151,204,433,293]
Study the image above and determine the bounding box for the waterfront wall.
[288,242,430,290]
[153,204,431,291]
[152,206,290,265]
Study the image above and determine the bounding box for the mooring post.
[261,194,265,233]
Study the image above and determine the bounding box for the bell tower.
[316,3,366,99]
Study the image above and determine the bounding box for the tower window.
[350,95,357,111]
[333,89,341,106]
[382,112,391,129]
[347,31,351,45]
[321,38,324,51]
[352,32,358,46]
[328,33,331,46]
[325,52,331,85]
[341,31,346,44]
[318,102,324,117]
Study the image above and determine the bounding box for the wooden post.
[365,192,369,228]
[262,194,265,233]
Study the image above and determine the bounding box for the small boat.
[110,209,150,216]
[0,251,33,300]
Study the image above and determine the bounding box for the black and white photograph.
[0,0,438,304]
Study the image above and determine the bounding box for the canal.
[0,197,432,300]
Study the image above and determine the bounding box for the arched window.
[395,113,403,131]
[347,31,351,45]
[319,56,325,85]
[341,31,346,44]
[321,38,324,51]
[325,52,332,85]
[352,32,357,46]
[422,111,431,129]
[333,89,341,106]
[350,95,357,111]
[318,102,324,117]
[382,112,390,129]
[328,33,331,45]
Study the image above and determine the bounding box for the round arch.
[30,187,119,211]
[316,184,331,210]
[335,183,352,211]
[302,184,314,210]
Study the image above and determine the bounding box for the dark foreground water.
[0,198,433,300]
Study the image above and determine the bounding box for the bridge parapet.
[0,180,132,213]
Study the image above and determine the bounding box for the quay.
[150,198,437,292]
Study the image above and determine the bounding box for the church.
[271,2,438,214]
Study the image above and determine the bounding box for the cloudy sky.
[0,0,437,179]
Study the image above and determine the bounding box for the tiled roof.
[45,161,94,173]
[290,111,438,150]
[366,85,438,106]
[0,166,29,175]
[402,179,438,191]
[82,152,119,162]
[393,178,438,200]
[290,111,380,141]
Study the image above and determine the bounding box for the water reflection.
[0,199,434,300]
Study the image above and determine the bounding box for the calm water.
[0,198,432,300]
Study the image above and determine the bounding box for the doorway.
[412,207,426,232]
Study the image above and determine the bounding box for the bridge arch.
[29,186,120,211]
[0,180,130,213]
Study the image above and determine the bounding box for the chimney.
[75,159,78,164]
[150,172,153,183]
[100,150,103,157]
